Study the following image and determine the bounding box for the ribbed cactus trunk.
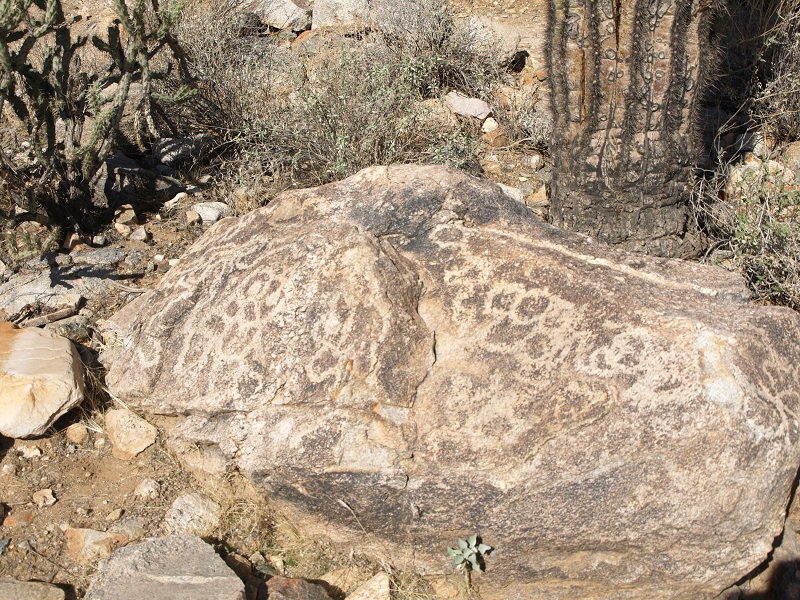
[547,0,716,257]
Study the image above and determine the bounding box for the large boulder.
[106,164,800,599]
[0,322,85,438]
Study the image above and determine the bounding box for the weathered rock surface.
[0,322,85,438]
[265,576,333,600]
[311,0,370,29]
[65,526,129,563]
[163,492,221,536]
[0,578,65,600]
[254,0,311,31]
[107,164,800,599]
[84,535,244,600]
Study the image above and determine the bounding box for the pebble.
[66,423,88,444]
[32,488,57,507]
[114,223,132,237]
[134,478,161,500]
[129,227,150,242]
[105,508,124,522]
[185,210,201,226]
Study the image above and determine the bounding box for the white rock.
[128,227,150,242]
[444,91,492,121]
[191,202,232,226]
[481,117,499,134]
[163,493,221,536]
[32,488,56,508]
[104,409,157,460]
[254,0,311,30]
[497,183,525,203]
[133,478,161,500]
[0,322,85,438]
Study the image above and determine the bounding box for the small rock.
[115,207,138,226]
[162,192,188,212]
[347,571,391,600]
[191,202,232,226]
[32,488,56,508]
[92,234,107,247]
[1,463,16,476]
[0,578,66,600]
[70,248,126,267]
[104,409,157,460]
[481,116,499,134]
[482,126,510,148]
[444,91,492,121]
[65,526,129,563]
[114,223,132,237]
[128,227,150,242]
[105,508,124,522]
[134,478,161,499]
[186,210,201,226]
[94,437,106,449]
[18,445,42,458]
[45,315,91,344]
[63,232,88,251]
[520,152,545,171]
[157,261,171,274]
[84,535,244,600]
[4,509,35,527]
[163,493,221,536]
[266,576,334,600]
[318,566,370,594]
[0,322,86,438]
[224,553,252,579]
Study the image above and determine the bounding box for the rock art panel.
[108,164,800,599]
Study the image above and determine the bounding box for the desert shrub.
[167,0,505,198]
[695,159,800,309]
[751,0,800,144]
[0,0,191,230]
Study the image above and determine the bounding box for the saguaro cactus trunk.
[547,0,716,257]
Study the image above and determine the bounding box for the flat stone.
[104,409,157,460]
[0,578,65,600]
[444,91,492,120]
[65,526,129,563]
[83,535,244,600]
[70,248,127,267]
[0,323,85,438]
[129,227,150,242]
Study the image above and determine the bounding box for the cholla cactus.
[0,0,192,227]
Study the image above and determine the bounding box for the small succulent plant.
[447,534,492,572]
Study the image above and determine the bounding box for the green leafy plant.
[447,534,491,573]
